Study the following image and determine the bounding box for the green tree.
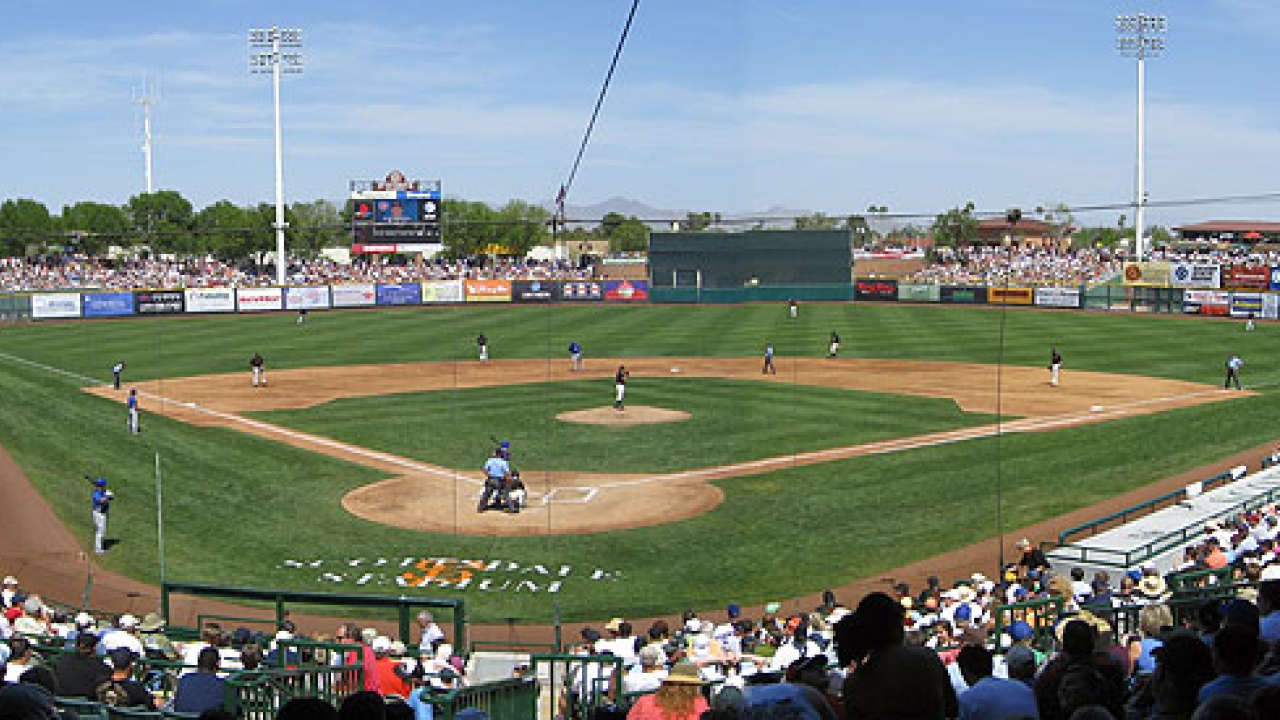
[600,211,626,238]
[681,211,721,232]
[0,198,55,256]
[289,199,345,255]
[611,217,649,252]
[930,202,978,247]
[126,191,194,255]
[442,199,500,257]
[793,212,839,230]
[60,202,130,254]
[496,200,550,256]
[844,214,872,245]
[1036,202,1075,244]
[194,201,256,261]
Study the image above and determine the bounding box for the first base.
[1090,405,1104,412]
[670,367,681,373]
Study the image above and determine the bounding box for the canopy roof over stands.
[1174,220,1280,241]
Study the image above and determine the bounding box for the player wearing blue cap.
[89,477,114,554]
[568,341,583,372]
[127,389,140,434]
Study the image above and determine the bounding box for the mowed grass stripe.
[251,378,993,474]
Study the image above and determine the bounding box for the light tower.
[1115,13,1167,260]
[248,26,302,287]
[134,80,160,193]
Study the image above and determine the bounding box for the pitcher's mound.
[557,405,691,426]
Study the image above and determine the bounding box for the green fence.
[531,653,624,720]
[1081,284,1184,313]
[649,284,855,304]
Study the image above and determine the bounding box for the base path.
[84,358,1241,536]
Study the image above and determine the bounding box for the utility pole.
[249,26,302,286]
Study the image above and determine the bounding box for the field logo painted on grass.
[280,556,622,594]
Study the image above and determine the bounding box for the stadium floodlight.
[1115,13,1167,260]
[248,26,303,287]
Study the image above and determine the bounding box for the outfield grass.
[251,378,995,473]
[0,302,1274,622]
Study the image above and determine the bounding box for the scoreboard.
[349,171,442,254]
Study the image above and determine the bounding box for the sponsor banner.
[565,281,606,301]
[1231,293,1264,318]
[987,287,1034,305]
[1170,263,1221,289]
[184,288,236,313]
[464,279,512,303]
[939,286,987,304]
[1270,268,1280,291]
[31,293,81,319]
[285,286,331,310]
[135,290,185,315]
[602,280,645,302]
[421,280,464,304]
[1183,289,1230,316]
[1123,261,1172,287]
[1034,287,1081,309]
[1264,293,1280,321]
[237,287,284,312]
[376,282,422,306]
[331,283,377,308]
[897,284,941,302]
[1228,265,1269,290]
[81,292,135,317]
[855,279,898,301]
[512,280,559,303]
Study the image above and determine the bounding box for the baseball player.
[506,470,526,512]
[569,341,583,372]
[478,448,515,513]
[1049,348,1062,387]
[763,343,777,375]
[89,476,114,555]
[112,362,125,391]
[498,440,512,461]
[1247,313,1256,332]
[788,298,798,319]
[250,352,267,388]
[127,389,140,434]
[297,309,308,325]
[614,365,630,410]
[1225,354,1244,390]
[829,331,840,358]
[477,333,489,362]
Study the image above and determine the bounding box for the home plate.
[1090,405,1104,412]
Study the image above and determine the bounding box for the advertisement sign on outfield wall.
[1264,293,1280,320]
[1170,263,1221,289]
[376,283,423,306]
[1034,287,1081,308]
[135,290,184,314]
[1228,266,1269,290]
[940,286,987,304]
[565,281,606,301]
[421,280,463,304]
[897,284,941,302]
[331,284,377,308]
[855,279,898,301]
[184,288,236,313]
[285,286,331,310]
[987,287,1034,305]
[31,293,81,319]
[237,287,284,312]
[602,280,645,302]
[512,280,558,303]
[464,279,512,303]
[1183,289,1230,315]
[1231,293,1263,318]
[1123,261,1172,287]
[82,292,135,317]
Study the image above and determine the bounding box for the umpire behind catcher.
[478,448,516,513]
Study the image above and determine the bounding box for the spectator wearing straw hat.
[625,660,708,720]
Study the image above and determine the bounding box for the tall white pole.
[1135,55,1146,260]
[155,452,166,587]
[142,100,154,193]
[272,30,287,287]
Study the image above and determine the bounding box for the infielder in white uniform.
[1049,348,1062,387]
[829,331,840,358]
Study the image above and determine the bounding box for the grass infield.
[0,302,1275,621]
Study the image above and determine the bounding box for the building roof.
[1173,221,1280,234]
[975,218,1056,233]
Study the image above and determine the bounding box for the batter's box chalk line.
[540,487,599,505]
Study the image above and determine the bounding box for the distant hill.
[542,196,815,230]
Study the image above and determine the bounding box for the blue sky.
[2,0,1279,228]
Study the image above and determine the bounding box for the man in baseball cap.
[91,477,114,555]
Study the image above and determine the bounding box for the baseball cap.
[1007,620,1034,641]
[94,477,107,487]
[2,576,17,586]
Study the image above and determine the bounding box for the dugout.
[648,230,853,303]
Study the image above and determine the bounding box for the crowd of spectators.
[7,518,1280,719]
[0,255,596,293]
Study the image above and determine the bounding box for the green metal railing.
[991,596,1065,654]
[532,653,624,720]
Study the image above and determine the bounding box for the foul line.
[0,350,1250,495]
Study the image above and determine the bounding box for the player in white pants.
[614,365,629,410]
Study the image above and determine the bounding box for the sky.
[2,0,1279,229]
